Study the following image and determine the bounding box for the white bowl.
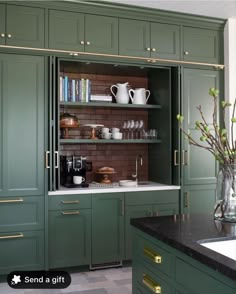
[119,180,137,187]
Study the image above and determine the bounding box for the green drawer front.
[135,260,172,294]
[0,196,44,232]
[176,258,234,294]
[136,233,174,277]
[0,230,44,275]
[125,190,179,206]
[49,194,91,210]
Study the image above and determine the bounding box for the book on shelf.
[90,94,112,102]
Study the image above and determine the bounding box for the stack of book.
[90,94,112,102]
[59,76,91,102]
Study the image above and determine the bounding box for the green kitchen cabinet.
[182,184,216,214]
[0,53,45,197]
[0,4,44,48]
[0,230,44,275]
[125,190,179,260]
[49,10,118,54]
[183,27,221,64]
[49,209,91,269]
[0,196,44,233]
[119,18,180,60]
[182,67,219,186]
[91,193,124,266]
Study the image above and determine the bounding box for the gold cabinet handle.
[80,40,85,45]
[143,274,161,294]
[174,150,179,166]
[0,33,5,38]
[184,192,190,208]
[62,211,80,215]
[86,41,91,45]
[7,33,12,38]
[146,47,151,51]
[0,198,24,203]
[151,48,156,52]
[182,150,188,165]
[61,200,80,204]
[144,247,162,263]
[0,233,24,239]
[55,151,59,168]
[184,51,189,55]
[45,151,50,169]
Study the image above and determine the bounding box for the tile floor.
[0,266,132,294]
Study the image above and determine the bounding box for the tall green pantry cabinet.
[0,53,45,275]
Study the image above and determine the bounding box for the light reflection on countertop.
[48,181,180,195]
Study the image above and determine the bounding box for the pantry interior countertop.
[48,182,180,195]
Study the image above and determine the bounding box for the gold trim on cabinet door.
[174,150,179,166]
[142,274,161,293]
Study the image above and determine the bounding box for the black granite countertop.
[131,214,236,281]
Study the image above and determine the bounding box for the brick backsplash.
[60,107,149,183]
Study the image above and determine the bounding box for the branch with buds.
[177,88,236,165]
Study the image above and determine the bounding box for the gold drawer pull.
[62,211,80,215]
[61,200,80,204]
[0,198,24,203]
[144,247,162,264]
[143,274,161,293]
[0,233,24,239]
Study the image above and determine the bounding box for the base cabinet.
[48,194,92,269]
[132,230,236,294]
[91,193,124,266]
[125,190,179,260]
[0,230,44,275]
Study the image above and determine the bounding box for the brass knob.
[7,34,12,38]
[146,47,151,51]
[80,41,84,45]
[0,33,5,38]
[184,51,189,55]
[151,48,156,52]
[86,41,91,45]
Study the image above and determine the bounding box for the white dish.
[119,180,137,187]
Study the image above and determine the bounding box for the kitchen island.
[131,214,236,294]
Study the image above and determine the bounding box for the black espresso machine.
[60,155,92,188]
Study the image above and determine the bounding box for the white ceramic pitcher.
[110,82,129,104]
[129,88,150,105]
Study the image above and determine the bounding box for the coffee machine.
[60,155,92,188]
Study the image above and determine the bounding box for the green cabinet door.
[85,14,118,54]
[182,184,216,214]
[182,68,219,186]
[0,230,44,275]
[49,10,84,51]
[5,5,44,48]
[119,18,150,57]
[0,54,45,197]
[150,22,180,60]
[49,209,91,269]
[183,27,220,64]
[91,193,124,265]
[125,205,152,260]
[0,4,5,46]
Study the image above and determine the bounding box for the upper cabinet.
[48,10,118,54]
[0,4,44,48]
[119,18,180,60]
[183,27,220,64]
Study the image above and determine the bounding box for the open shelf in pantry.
[59,101,161,109]
[60,139,161,144]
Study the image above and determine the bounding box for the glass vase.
[214,164,236,222]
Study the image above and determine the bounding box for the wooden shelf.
[60,139,161,144]
[60,102,161,109]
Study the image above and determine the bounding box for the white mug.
[73,176,85,184]
[101,127,109,133]
[102,132,112,139]
[112,132,123,140]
